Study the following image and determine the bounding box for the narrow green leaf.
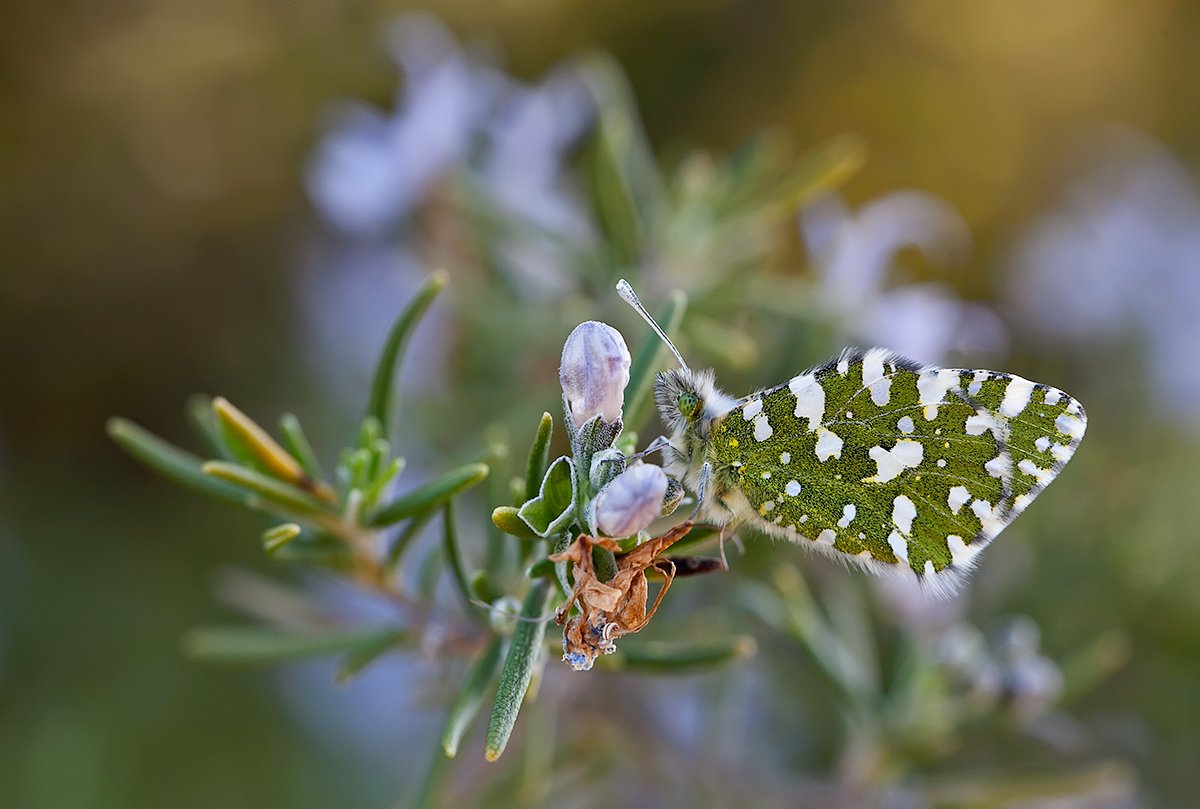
[470,570,502,605]
[271,530,354,568]
[525,558,555,580]
[278,413,323,480]
[442,502,475,616]
[385,508,438,568]
[624,290,687,428]
[591,545,618,583]
[212,398,329,500]
[486,579,553,762]
[370,463,490,528]
[362,456,405,511]
[492,506,539,540]
[366,270,448,436]
[442,636,504,758]
[107,418,250,505]
[182,626,389,663]
[202,461,333,517]
[262,523,302,554]
[417,545,443,601]
[523,412,554,504]
[336,628,409,684]
[603,636,757,673]
[186,394,233,459]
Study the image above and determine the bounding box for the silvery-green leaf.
[517,456,576,537]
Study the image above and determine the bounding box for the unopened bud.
[594,463,668,538]
[559,321,630,425]
[661,476,685,517]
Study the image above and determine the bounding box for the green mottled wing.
[708,347,1086,592]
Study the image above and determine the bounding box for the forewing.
[708,347,1086,588]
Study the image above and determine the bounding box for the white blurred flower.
[801,192,1007,364]
[559,321,631,425]
[480,69,595,300]
[307,14,499,236]
[594,463,669,538]
[1007,128,1200,426]
[297,239,450,410]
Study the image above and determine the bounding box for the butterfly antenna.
[616,279,690,371]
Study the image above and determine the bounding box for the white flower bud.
[559,321,630,425]
[594,464,668,538]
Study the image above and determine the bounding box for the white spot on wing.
[816,529,836,546]
[865,439,924,483]
[897,416,915,434]
[741,398,763,420]
[966,410,1005,439]
[1035,436,1051,453]
[1000,376,1035,417]
[971,499,1006,537]
[815,428,844,461]
[785,480,801,497]
[779,452,791,464]
[837,504,856,528]
[1018,458,1054,485]
[753,414,773,442]
[862,348,891,406]
[1055,412,1086,439]
[947,485,970,514]
[1051,443,1073,462]
[946,534,975,566]
[836,356,850,375]
[984,453,1012,479]
[1044,388,1063,405]
[888,531,908,562]
[789,374,824,431]
[892,494,917,534]
[917,368,959,420]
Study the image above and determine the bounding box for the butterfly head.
[653,367,732,439]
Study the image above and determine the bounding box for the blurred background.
[4,1,1200,807]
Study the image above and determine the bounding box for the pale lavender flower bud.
[559,321,630,425]
[594,464,668,538]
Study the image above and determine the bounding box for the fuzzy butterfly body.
[654,347,1086,595]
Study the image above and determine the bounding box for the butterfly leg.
[686,461,712,522]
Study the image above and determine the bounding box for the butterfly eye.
[678,392,701,420]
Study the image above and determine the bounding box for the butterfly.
[617,281,1087,596]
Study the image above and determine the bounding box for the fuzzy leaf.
[516,456,576,537]
[485,580,553,761]
[491,506,539,540]
[523,412,554,503]
[442,636,504,758]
